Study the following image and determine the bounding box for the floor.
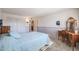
[46,36,79,51]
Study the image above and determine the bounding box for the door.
[29,19,38,32]
[7,17,29,33]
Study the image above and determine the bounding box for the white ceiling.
[2,8,67,17]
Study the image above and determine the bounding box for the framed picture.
[56,21,60,25]
[0,19,2,26]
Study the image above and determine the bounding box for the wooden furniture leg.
[71,41,75,51]
[71,35,75,51]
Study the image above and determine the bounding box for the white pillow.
[10,32,21,39]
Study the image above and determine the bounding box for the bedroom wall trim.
[37,27,65,40]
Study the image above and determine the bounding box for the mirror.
[66,17,77,32]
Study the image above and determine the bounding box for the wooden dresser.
[58,30,79,51]
[0,26,10,34]
[66,31,79,50]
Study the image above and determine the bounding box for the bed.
[0,26,53,51]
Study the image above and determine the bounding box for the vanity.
[58,17,79,51]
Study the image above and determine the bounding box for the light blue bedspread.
[0,32,49,51]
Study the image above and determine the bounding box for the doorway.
[29,19,38,32]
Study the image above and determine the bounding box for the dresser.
[58,30,79,51]
[0,26,10,34]
[66,31,79,50]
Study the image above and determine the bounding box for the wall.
[2,13,30,33]
[38,9,79,28]
[37,9,79,40]
[0,9,2,19]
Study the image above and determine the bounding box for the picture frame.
[0,19,2,26]
[56,21,60,25]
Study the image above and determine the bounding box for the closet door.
[19,18,29,33]
[8,18,18,32]
[7,17,29,33]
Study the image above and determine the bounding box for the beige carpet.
[46,39,79,51]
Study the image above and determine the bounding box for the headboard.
[0,26,10,34]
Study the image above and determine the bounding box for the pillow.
[10,32,21,39]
